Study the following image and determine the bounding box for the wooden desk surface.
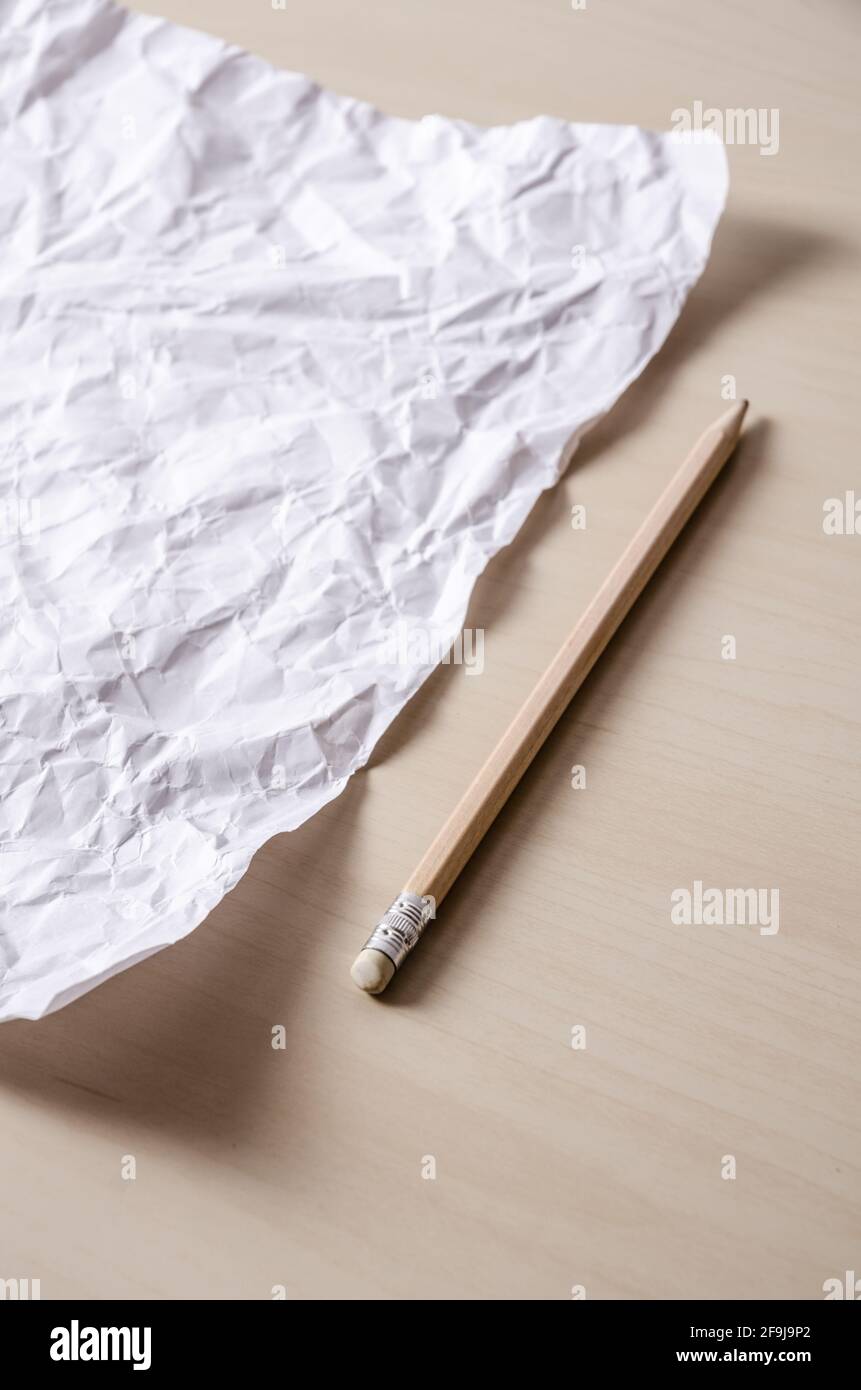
[2,0,859,1300]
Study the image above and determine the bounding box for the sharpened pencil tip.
[716,398,748,439]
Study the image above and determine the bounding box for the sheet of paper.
[0,0,727,1020]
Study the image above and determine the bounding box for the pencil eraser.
[350,948,396,995]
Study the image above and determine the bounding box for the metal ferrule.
[362,891,435,970]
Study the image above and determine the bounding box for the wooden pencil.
[351,399,749,994]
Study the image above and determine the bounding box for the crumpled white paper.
[0,0,727,1020]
